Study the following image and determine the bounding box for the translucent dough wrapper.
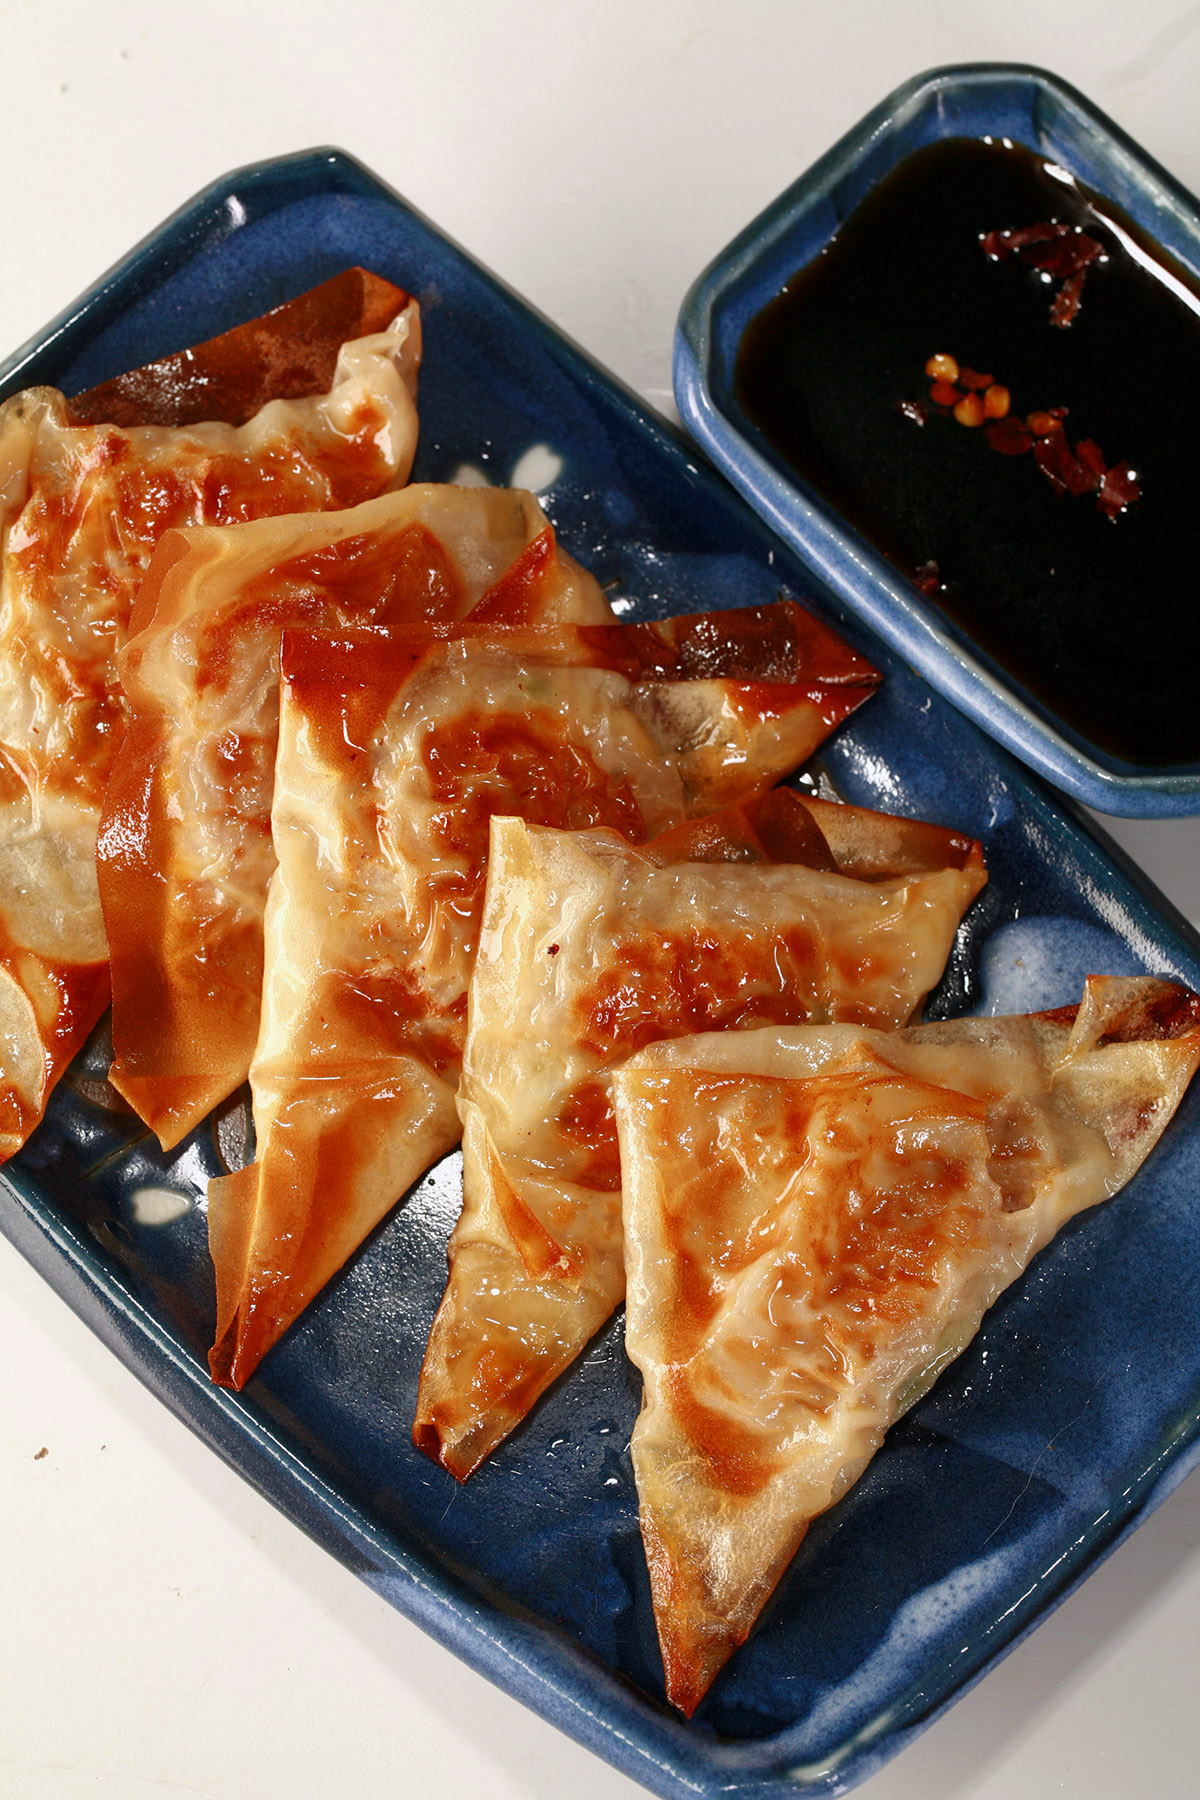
[0,268,420,1156]
[99,486,614,1149]
[208,601,879,1388]
[613,977,1200,1715]
[416,793,986,1479]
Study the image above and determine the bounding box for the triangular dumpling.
[416,791,986,1479]
[612,977,1200,1715]
[208,603,879,1388]
[99,485,612,1149]
[0,269,419,1157]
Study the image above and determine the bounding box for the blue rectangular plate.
[674,63,1200,817]
[4,148,1200,1799]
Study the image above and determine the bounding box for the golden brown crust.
[0,274,420,1158]
[65,268,410,428]
[614,976,1200,1714]
[100,494,615,1149]
[414,797,985,1478]
[212,599,876,1390]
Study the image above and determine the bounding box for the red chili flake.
[980,223,1046,259]
[982,221,1102,275]
[1034,433,1100,497]
[981,221,1104,326]
[1075,438,1107,477]
[1063,456,1101,498]
[1050,269,1089,328]
[985,415,1032,455]
[914,560,942,596]
[1098,461,1141,520]
[1027,231,1101,280]
[901,354,1140,521]
[1031,436,1069,494]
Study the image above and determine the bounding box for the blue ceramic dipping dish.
[675,63,1200,817]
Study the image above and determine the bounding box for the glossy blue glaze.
[4,147,1200,1798]
[675,63,1200,817]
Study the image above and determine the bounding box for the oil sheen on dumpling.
[415,793,986,1480]
[0,269,419,1157]
[613,977,1200,1715]
[99,486,612,1151]
[207,602,879,1389]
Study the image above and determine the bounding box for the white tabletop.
[3,5,1200,1797]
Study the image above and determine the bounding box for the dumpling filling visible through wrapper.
[613,976,1200,1716]
[99,484,610,1150]
[415,791,986,1480]
[0,268,420,1156]
[207,600,880,1388]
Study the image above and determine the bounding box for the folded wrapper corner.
[612,975,1200,1715]
[413,791,986,1479]
[208,601,879,1388]
[0,268,419,1156]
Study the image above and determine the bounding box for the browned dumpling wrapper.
[612,977,1200,1716]
[208,602,880,1388]
[98,485,613,1151]
[415,793,986,1479]
[0,269,419,1157]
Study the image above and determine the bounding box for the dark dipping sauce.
[734,137,1200,768]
